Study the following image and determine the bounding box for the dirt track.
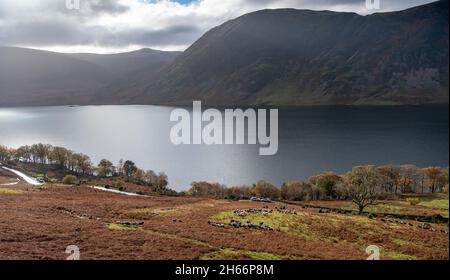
[0,173,448,260]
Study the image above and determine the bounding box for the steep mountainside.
[1,1,448,106]
[112,0,448,106]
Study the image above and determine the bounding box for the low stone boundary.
[281,201,449,224]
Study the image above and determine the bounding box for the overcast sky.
[0,0,437,53]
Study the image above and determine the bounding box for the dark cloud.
[0,19,93,46]
[0,17,200,48]
[0,0,437,52]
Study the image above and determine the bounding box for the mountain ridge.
[112,0,447,106]
[0,0,448,106]
[0,47,180,106]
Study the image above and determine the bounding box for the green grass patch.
[107,223,142,231]
[246,251,289,260]
[210,210,314,240]
[365,204,406,214]
[0,188,24,195]
[209,209,396,244]
[419,199,449,210]
[382,248,417,260]
[200,248,241,260]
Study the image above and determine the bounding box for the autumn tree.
[156,172,169,190]
[309,172,342,199]
[227,185,255,200]
[254,180,280,200]
[189,182,227,198]
[0,145,13,162]
[443,167,449,193]
[398,165,419,193]
[281,181,310,201]
[345,166,382,214]
[97,159,115,177]
[423,167,446,193]
[74,153,93,176]
[377,165,400,194]
[131,168,146,184]
[14,145,32,162]
[49,146,70,167]
[31,143,51,164]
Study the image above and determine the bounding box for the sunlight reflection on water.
[0,105,448,191]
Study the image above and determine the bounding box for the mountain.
[109,0,449,106]
[1,1,448,107]
[0,47,180,106]
[66,48,180,77]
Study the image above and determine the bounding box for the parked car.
[36,177,45,183]
[250,197,273,203]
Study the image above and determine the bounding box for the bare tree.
[345,166,382,214]
[0,145,13,162]
[422,167,446,193]
[377,165,400,194]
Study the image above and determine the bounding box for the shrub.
[406,197,421,206]
[188,181,227,198]
[62,175,78,185]
[112,179,125,189]
[49,178,58,183]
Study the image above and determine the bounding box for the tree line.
[185,165,448,213]
[0,144,170,194]
[2,144,448,213]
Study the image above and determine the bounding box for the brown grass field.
[0,171,448,260]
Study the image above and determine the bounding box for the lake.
[0,105,448,191]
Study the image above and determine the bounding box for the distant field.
[0,175,448,260]
[304,195,449,219]
[418,196,449,211]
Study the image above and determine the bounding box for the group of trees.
[339,165,447,213]
[187,180,281,200]
[116,159,169,193]
[185,165,448,213]
[280,165,448,202]
[1,143,93,175]
[186,175,344,202]
[0,144,170,193]
[2,144,448,213]
[377,165,449,194]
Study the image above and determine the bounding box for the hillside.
[111,0,449,106]
[0,1,448,106]
[0,47,180,106]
